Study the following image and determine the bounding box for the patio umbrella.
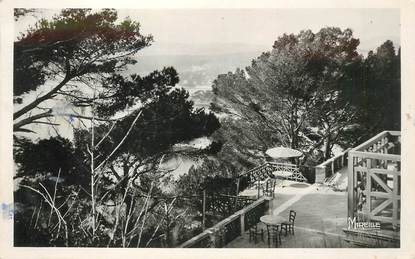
[265,146,302,159]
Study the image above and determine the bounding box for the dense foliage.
[339,40,400,145]
[13,8,154,133]
[13,9,220,247]
[211,28,400,167]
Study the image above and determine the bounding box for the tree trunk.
[324,135,332,160]
[290,133,298,149]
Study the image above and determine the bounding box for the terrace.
[178,131,400,248]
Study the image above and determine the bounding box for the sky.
[119,9,400,55]
[16,8,400,56]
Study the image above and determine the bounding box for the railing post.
[315,165,326,183]
[208,227,220,248]
[240,213,245,235]
[392,173,399,230]
[343,150,349,166]
[348,151,355,220]
[364,169,371,220]
[340,153,346,166]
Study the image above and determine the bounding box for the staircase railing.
[315,148,351,183]
[240,162,308,184]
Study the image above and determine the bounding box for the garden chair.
[248,223,265,243]
[266,224,282,247]
[281,210,296,236]
[263,178,276,198]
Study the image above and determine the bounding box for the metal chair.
[281,210,296,236]
[266,225,282,247]
[249,223,265,243]
[263,178,276,198]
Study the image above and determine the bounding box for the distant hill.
[138,41,269,56]
[129,51,263,91]
[125,37,400,109]
[190,90,214,110]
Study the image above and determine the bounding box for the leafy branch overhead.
[13,9,154,131]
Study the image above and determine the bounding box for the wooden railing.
[315,148,351,183]
[353,130,400,154]
[347,131,401,231]
[178,197,271,248]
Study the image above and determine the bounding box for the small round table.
[272,170,293,178]
[239,189,259,199]
[260,215,286,226]
[260,215,286,247]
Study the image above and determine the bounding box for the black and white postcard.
[1,1,414,258]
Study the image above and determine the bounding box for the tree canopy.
[212,27,363,164]
[13,9,153,133]
[340,40,400,145]
[14,8,221,193]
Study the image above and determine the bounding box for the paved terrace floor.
[227,177,355,248]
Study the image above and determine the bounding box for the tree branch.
[14,59,72,120]
[95,110,143,171]
[13,111,54,131]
